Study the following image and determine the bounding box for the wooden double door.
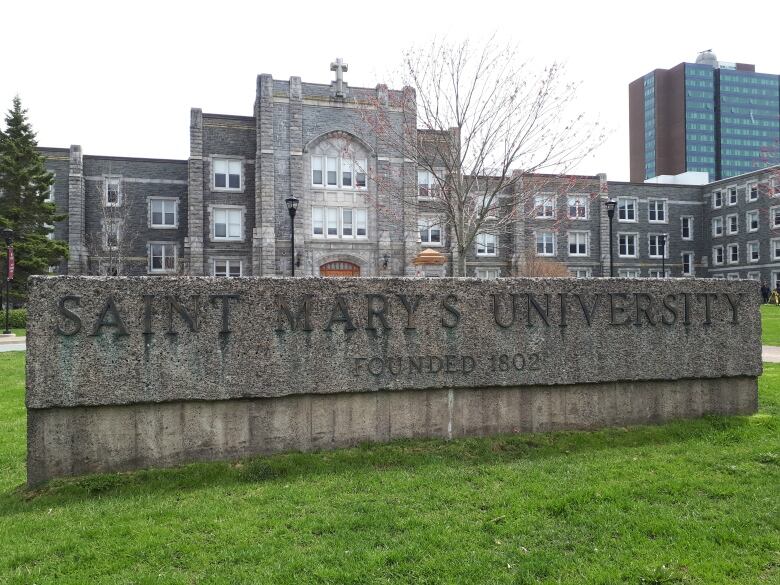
[319,261,360,277]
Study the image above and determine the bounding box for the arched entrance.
[320,261,361,277]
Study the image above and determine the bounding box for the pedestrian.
[761,282,770,304]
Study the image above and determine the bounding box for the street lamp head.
[285,197,299,214]
[1,228,12,245]
[605,199,617,219]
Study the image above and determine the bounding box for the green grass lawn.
[762,305,780,345]
[0,352,778,584]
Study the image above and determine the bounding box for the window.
[312,157,323,186]
[212,207,243,241]
[648,269,670,278]
[648,199,667,223]
[103,222,120,250]
[342,159,353,187]
[772,238,780,261]
[534,194,555,219]
[312,207,367,239]
[567,195,588,220]
[648,234,668,258]
[104,177,121,206]
[726,214,738,235]
[478,194,498,218]
[150,198,177,228]
[313,155,367,189]
[748,241,760,263]
[418,216,442,246]
[567,231,589,256]
[727,243,739,264]
[417,170,439,198]
[727,273,740,280]
[326,157,338,186]
[45,223,55,241]
[712,245,724,265]
[712,190,722,208]
[748,183,758,202]
[570,268,592,278]
[747,210,759,232]
[771,206,780,229]
[618,233,638,257]
[213,158,241,190]
[476,233,497,256]
[355,160,367,189]
[44,176,55,202]
[149,242,176,273]
[747,272,761,281]
[475,268,500,279]
[213,259,242,278]
[618,197,637,221]
[535,231,555,256]
[727,187,738,206]
[681,252,694,276]
[712,217,723,237]
[618,269,641,278]
[681,216,693,240]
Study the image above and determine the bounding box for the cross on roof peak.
[330,58,349,97]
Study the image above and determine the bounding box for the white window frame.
[727,243,739,265]
[570,268,592,278]
[211,205,244,242]
[149,197,179,229]
[534,194,555,219]
[727,273,740,280]
[418,215,443,247]
[771,206,780,230]
[712,217,723,237]
[726,213,739,235]
[747,240,760,263]
[567,230,589,257]
[104,176,122,207]
[618,268,641,278]
[681,252,694,276]
[476,233,498,256]
[617,197,637,222]
[712,190,722,209]
[567,195,589,220]
[475,268,500,279]
[417,169,439,199]
[647,198,667,223]
[746,210,759,233]
[712,245,724,266]
[313,155,368,190]
[747,182,758,202]
[772,238,780,261]
[311,206,368,240]
[103,220,121,251]
[618,233,638,258]
[148,242,177,274]
[534,231,556,257]
[747,272,761,281]
[213,258,243,278]
[212,157,243,192]
[44,174,55,202]
[727,186,738,206]
[681,215,694,240]
[648,233,669,259]
[648,269,671,278]
[45,223,55,241]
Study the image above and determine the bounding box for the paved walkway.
[762,345,780,363]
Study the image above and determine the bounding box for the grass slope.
[0,351,778,584]
[762,305,780,346]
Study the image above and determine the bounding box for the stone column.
[254,74,276,275]
[511,171,527,276]
[184,108,205,275]
[401,86,418,276]
[597,173,610,277]
[66,145,86,275]
[288,77,303,275]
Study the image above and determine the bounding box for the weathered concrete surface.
[27,377,758,485]
[25,276,762,484]
[27,276,761,409]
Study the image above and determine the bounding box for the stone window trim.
[711,216,723,237]
[311,206,368,240]
[534,230,556,257]
[476,232,499,257]
[746,210,760,233]
[726,273,740,280]
[617,232,639,258]
[726,213,739,235]
[681,215,694,241]
[211,257,243,277]
[209,155,245,193]
[771,205,780,230]
[102,220,121,252]
[727,243,739,265]
[617,197,638,222]
[147,241,178,274]
[566,230,590,257]
[747,271,761,281]
[648,233,669,259]
[475,267,501,279]
[418,214,443,247]
[417,169,445,200]
[148,196,180,229]
[533,194,556,219]
[726,186,738,206]
[712,190,722,209]
[570,268,592,278]
[44,173,55,203]
[747,240,760,263]
[712,245,725,266]
[681,251,695,276]
[311,154,368,191]
[207,204,246,242]
[647,198,668,224]
[618,268,641,278]
[773,239,780,261]
[747,182,759,202]
[103,175,122,207]
[567,194,589,220]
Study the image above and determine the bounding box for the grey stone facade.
[39,68,780,284]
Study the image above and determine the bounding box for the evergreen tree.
[0,96,68,303]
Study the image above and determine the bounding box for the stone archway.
[320,261,361,277]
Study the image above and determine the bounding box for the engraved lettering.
[559,293,568,327]
[90,295,129,337]
[462,355,475,373]
[696,293,716,325]
[365,294,391,330]
[210,294,240,334]
[633,293,656,326]
[143,294,154,335]
[55,295,82,336]
[324,295,356,332]
[166,295,199,334]
[662,294,678,326]
[368,357,384,375]
[724,293,743,324]
[397,294,422,330]
[441,294,460,328]
[275,294,313,332]
[576,294,600,326]
[609,293,631,326]
[526,294,551,327]
[492,293,517,328]
[409,356,422,373]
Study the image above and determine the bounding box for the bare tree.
[362,37,606,275]
[515,250,572,277]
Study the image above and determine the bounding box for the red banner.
[7,247,14,281]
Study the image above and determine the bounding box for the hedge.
[3,308,26,329]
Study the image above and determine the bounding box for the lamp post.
[660,235,667,278]
[285,197,299,276]
[2,228,13,335]
[605,200,617,277]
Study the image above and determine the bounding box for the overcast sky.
[2,0,779,181]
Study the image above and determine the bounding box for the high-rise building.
[630,51,780,182]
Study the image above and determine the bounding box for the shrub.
[5,308,26,329]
